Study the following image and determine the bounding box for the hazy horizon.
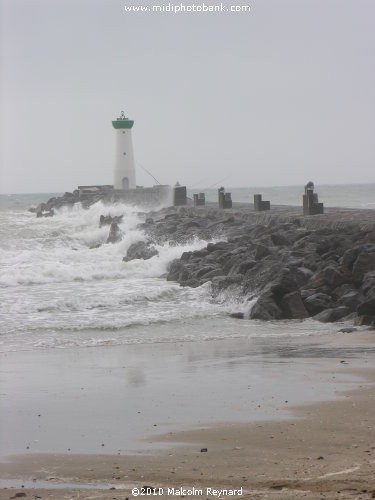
[1,0,374,194]
[1,181,375,197]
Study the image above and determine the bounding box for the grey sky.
[0,0,374,194]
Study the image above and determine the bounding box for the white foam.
[0,201,228,347]
[0,200,216,287]
[0,199,338,352]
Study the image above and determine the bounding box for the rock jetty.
[136,204,375,326]
[30,190,375,326]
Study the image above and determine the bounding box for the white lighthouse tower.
[112,111,136,190]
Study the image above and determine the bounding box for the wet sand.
[1,330,375,499]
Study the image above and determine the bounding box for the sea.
[1,183,374,354]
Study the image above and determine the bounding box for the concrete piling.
[218,187,232,209]
[303,182,324,215]
[254,194,270,212]
[193,193,206,207]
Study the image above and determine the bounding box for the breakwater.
[133,203,375,325]
[27,190,375,327]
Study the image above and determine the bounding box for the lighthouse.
[112,111,136,190]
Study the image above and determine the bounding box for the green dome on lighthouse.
[112,111,134,129]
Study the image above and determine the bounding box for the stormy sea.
[3,184,374,353]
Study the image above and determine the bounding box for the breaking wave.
[0,200,247,350]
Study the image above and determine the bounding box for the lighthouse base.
[112,185,186,207]
[77,184,187,208]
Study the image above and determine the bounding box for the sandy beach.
[1,329,374,500]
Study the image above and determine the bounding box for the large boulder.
[167,260,190,282]
[288,266,313,288]
[229,259,256,276]
[254,244,272,260]
[338,291,365,312]
[211,275,243,293]
[180,251,193,261]
[195,266,219,278]
[249,292,283,320]
[355,315,375,326]
[123,241,158,261]
[307,265,348,293]
[303,292,335,316]
[357,299,375,316]
[262,268,299,298]
[270,232,290,246]
[36,202,54,218]
[197,268,224,282]
[249,269,304,321]
[332,283,355,299]
[280,291,309,319]
[62,191,76,202]
[303,252,322,272]
[192,248,209,259]
[313,306,351,323]
[361,271,375,296]
[341,247,361,270]
[242,263,294,297]
[323,266,349,289]
[352,251,375,284]
[106,222,122,244]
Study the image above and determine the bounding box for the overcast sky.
[0,0,374,194]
